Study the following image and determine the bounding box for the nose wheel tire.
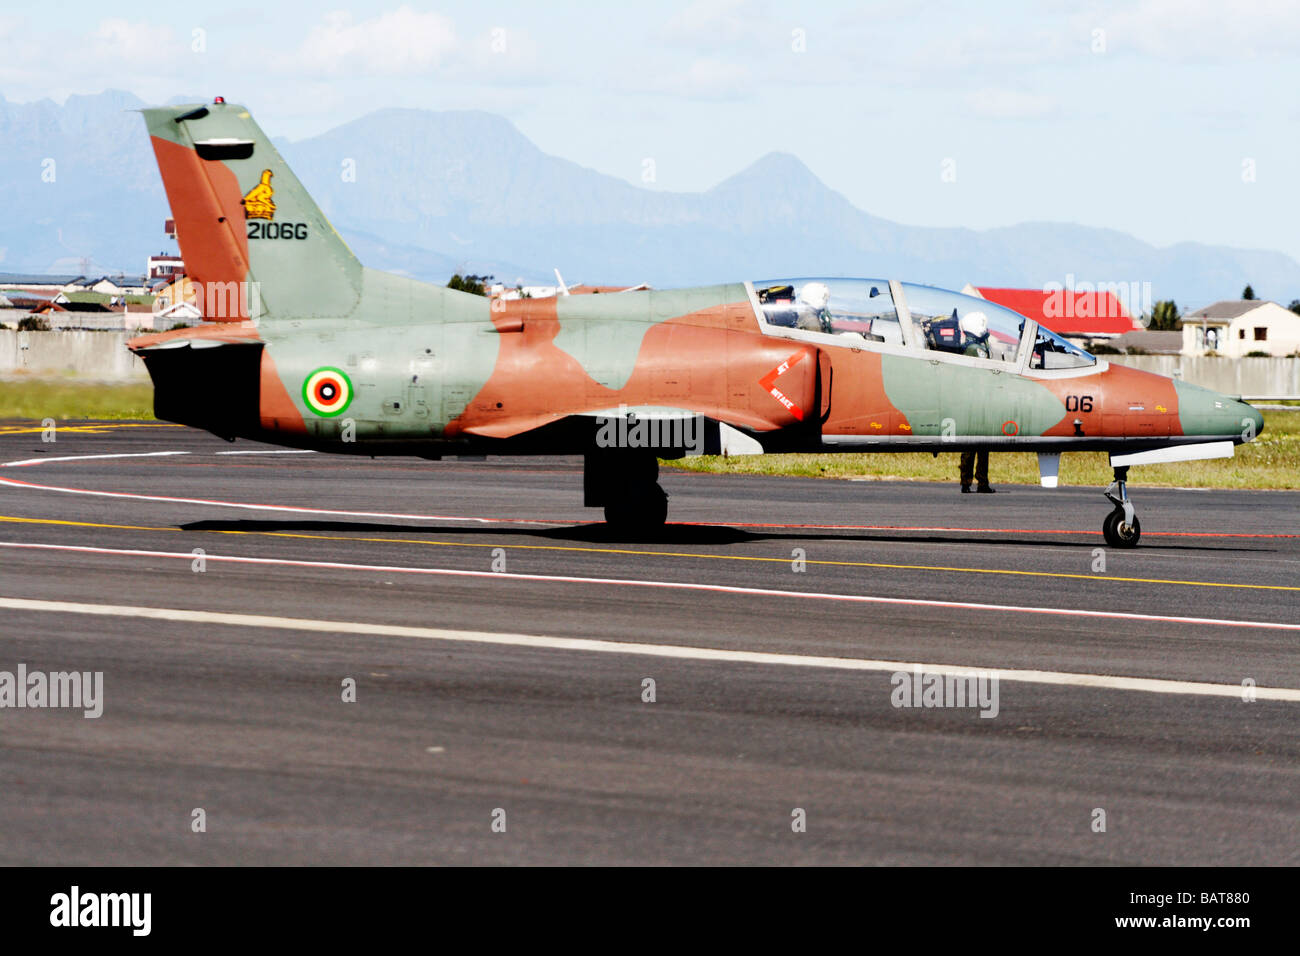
[604,482,669,531]
[1102,508,1141,548]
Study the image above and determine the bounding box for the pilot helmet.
[798,282,831,310]
[960,311,989,339]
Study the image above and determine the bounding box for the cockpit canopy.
[752,277,1096,371]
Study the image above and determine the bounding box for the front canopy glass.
[1030,324,1096,370]
[900,283,1024,364]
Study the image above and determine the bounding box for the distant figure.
[960,449,993,493]
[959,311,995,493]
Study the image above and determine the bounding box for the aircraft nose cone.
[1173,380,1264,441]
[1240,400,1265,441]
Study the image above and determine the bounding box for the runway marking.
[1,513,1297,593]
[1,540,1298,633]
[1,451,1295,539]
[214,449,317,456]
[2,451,188,467]
[1,595,1296,701]
[0,423,182,436]
[0,473,557,526]
[684,520,1300,540]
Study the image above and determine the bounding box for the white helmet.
[798,281,831,310]
[960,311,988,338]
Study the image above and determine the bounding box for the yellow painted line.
[1,512,1297,593]
[0,515,161,532]
[0,422,182,435]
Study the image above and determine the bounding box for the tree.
[447,273,494,296]
[1242,284,1256,300]
[1148,299,1180,331]
[1288,300,1300,316]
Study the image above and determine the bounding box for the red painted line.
[677,520,1299,539]
[1,539,1296,632]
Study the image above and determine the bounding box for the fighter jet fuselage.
[129,100,1264,547]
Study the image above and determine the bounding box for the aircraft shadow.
[178,519,1264,553]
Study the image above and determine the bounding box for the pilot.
[958,310,995,493]
[960,311,991,358]
[794,281,832,333]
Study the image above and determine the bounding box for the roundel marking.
[302,367,353,417]
[1002,420,1020,436]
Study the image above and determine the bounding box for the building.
[0,272,86,294]
[1182,300,1300,357]
[48,292,116,312]
[962,285,1142,345]
[147,253,185,282]
[152,275,202,324]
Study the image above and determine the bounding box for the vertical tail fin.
[143,100,361,321]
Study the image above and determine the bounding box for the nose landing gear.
[585,449,669,533]
[1102,465,1141,547]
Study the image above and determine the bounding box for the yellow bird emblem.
[242,169,276,220]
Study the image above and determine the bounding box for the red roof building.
[968,286,1142,337]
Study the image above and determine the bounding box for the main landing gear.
[585,449,668,532]
[1102,465,1141,548]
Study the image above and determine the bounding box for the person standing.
[958,312,996,494]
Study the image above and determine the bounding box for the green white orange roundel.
[302,367,353,417]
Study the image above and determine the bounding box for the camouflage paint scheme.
[128,101,1263,464]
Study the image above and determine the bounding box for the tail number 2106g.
[248,221,309,240]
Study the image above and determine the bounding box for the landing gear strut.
[1102,465,1141,548]
[585,449,668,532]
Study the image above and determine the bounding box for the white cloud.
[644,57,754,100]
[1082,0,1300,60]
[90,19,184,63]
[660,0,773,50]
[0,14,23,42]
[966,88,1057,119]
[296,6,458,76]
[0,18,187,103]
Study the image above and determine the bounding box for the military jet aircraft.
[128,99,1264,547]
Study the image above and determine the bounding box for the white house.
[1182,300,1300,357]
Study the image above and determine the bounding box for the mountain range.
[4,89,1299,307]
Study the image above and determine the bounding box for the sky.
[3,0,1298,263]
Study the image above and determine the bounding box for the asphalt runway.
[0,421,1296,865]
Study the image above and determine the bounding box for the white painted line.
[2,451,189,468]
[2,539,1298,635]
[0,596,1295,702]
[214,449,317,456]
[0,473,552,526]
